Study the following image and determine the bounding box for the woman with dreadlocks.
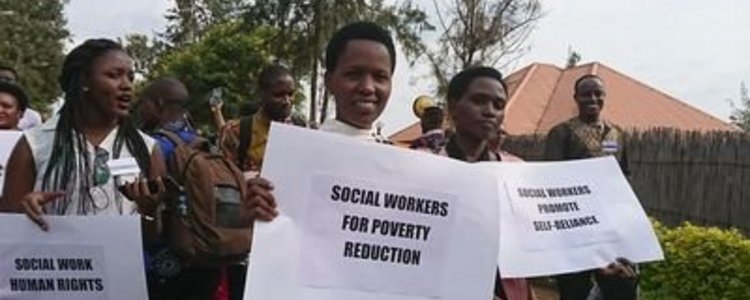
[0,39,167,236]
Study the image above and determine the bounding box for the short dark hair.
[0,65,19,82]
[446,66,507,104]
[258,64,292,90]
[421,106,444,132]
[423,106,443,121]
[573,74,603,94]
[140,77,184,103]
[0,80,28,112]
[325,21,396,73]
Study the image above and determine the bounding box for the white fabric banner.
[0,214,147,300]
[245,124,500,300]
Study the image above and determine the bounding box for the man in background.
[544,74,635,300]
[217,64,306,173]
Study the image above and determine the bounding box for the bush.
[640,221,750,300]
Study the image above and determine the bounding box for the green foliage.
[162,0,246,48]
[242,0,433,123]
[243,0,431,77]
[729,82,750,131]
[566,48,581,69]
[641,220,750,300]
[127,0,432,126]
[120,34,167,77]
[151,22,286,133]
[0,0,69,111]
[424,0,543,95]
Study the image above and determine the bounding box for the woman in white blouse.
[0,39,167,239]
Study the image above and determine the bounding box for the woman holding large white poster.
[244,22,501,300]
[0,39,167,233]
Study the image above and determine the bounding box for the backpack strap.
[155,129,187,147]
[237,116,253,168]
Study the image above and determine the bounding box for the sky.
[65,0,750,135]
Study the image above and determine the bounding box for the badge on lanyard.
[602,140,619,154]
[108,157,142,184]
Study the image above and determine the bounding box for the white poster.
[300,174,456,297]
[0,131,23,196]
[492,157,664,277]
[245,124,500,300]
[0,214,147,300]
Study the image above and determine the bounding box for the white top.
[18,108,42,130]
[320,119,378,142]
[24,115,156,216]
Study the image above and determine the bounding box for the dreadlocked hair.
[42,38,151,215]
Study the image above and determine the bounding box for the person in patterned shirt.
[544,74,629,175]
[410,106,447,153]
[544,74,636,300]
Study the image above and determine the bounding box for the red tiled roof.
[390,62,736,144]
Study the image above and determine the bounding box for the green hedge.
[641,221,750,300]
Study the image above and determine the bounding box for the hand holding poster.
[245,124,500,300]
[0,214,147,300]
[493,157,663,277]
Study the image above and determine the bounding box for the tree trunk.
[320,88,330,124]
[309,1,323,125]
[309,60,318,124]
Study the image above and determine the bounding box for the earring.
[82,86,90,92]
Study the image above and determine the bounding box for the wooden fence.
[503,129,750,234]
